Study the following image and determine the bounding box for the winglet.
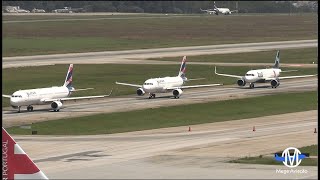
[2,127,49,179]
[214,66,217,74]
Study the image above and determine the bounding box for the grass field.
[6,91,317,135]
[3,14,317,56]
[230,144,318,166]
[148,48,318,64]
[2,64,317,107]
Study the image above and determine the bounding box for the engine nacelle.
[237,78,246,86]
[173,89,183,98]
[51,101,63,111]
[271,79,280,88]
[136,88,145,96]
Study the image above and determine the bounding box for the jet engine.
[173,89,183,98]
[51,101,63,111]
[271,79,280,88]
[237,78,246,86]
[136,88,145,96]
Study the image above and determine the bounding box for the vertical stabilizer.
[273,50,280,68]
[178,56,187,79]
[2,127,49,179]
[63,64,73,88]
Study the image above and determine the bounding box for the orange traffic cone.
[314,128,317,133]
[253,126,256,132]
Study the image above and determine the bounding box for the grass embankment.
[6,91,317,135]
[230,144,318,166]
[2,64,317,107]
[149,48,318,64]
[3,14,317,56]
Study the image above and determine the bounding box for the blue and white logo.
[274,147,308,168]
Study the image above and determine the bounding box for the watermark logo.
[274,147,309,168]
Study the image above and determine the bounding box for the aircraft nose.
[10,98,19,106]
[142,85,149,91]
[244,76,253,82]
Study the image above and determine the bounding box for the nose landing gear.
[249,83,255,89]
[148,93,156,99]
[27,105,34,112]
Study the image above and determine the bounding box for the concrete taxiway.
[3,40,317,68]
[3,77,317,128]
[13,110,317,179]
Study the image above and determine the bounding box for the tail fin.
[213,1,218,9]
[63,64,73,88]
[178,56,187,78]
[2,127,49,179]
[273,50,280,68]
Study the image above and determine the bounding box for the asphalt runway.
[3,40,317,68]
[13,110,317,179]
[3,77,317,128]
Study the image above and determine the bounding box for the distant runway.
[3,77,317,128]
[3,40,317,68]
[13,110,317,179]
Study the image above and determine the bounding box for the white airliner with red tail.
[2,127,48,179]
[215,50,317,89]
[3,64,112,112]
[116,56,222,99]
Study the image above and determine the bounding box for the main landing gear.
[27,105,34,112]
[249,83,255,89]
[148,93,156,99]
[174,96,180,99]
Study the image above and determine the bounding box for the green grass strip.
[7,91,317,135]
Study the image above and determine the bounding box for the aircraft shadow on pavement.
[238,85,272,89]
[135,95,179,100]
[4,108,53,114]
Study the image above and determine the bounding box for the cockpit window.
[245,74,254,76]
[11,95,22,98]
[144,83,153,85]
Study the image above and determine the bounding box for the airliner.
[200,1,238,15]
[116,56,222,99]
[2,127,49,179]
[215,50,317,89]
[3,64,112,112]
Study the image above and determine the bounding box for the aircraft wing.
[278,74,317,80]
[41,90,113,103]
[281,70,298,73]
[166,83,222,90]
[200,8,216,12]
[116,82,142,88]
[2,94,11,98]
[214,66,242,78]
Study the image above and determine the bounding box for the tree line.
[2,1,317,14]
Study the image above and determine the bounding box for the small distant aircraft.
[2,127,49,179]
[200,1,238,15]
[215,50,317,89]
[2,64,112,112]
[116,56,222,99]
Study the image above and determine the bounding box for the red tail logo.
[2,127,48,179]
